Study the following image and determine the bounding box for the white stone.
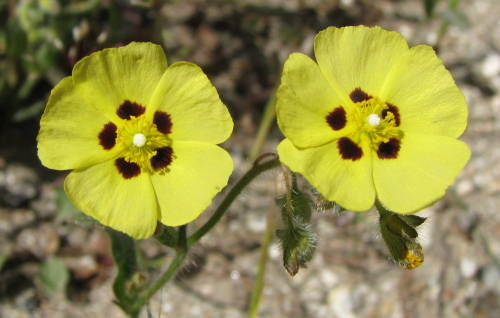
[456,179,474,196]
[460,257,478,279]
[328,285,357,318]
[230,270,240,280]
[481,54,500,78]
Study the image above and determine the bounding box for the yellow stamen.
[348,97,399,150]
[116,115,171,172]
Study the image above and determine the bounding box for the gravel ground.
[1,0,500,317]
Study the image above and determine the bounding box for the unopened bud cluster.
[276,172,317,276]
[376,201,427,269]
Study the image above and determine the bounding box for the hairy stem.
[187,153,280,247]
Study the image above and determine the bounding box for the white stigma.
[133,133,147,147]
[367,114,381,126]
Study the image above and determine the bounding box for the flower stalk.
[109,153,281,317]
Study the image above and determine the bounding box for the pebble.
[456,179,475,196]
[460,257,478,279]
[480,54,500,78]
[65,255,99,280]
[30,184,57,218]
[328,285,357,318]
[16,223,60,258]
[0,209,36,236]
[245,212,267,233]
[3,164,39,206]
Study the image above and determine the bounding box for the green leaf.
[277,173,313,224]
[399,214,427,228]
[17,73,41,100]
[154,224,178,248]
[424,0,441,18]
[278,224,316,276]
[55,185,82,222]
[38,257,70,296]
[376,201,425,269]
[439,10,471,29]
[448,0,460,10]
[0,252,7,272]
[61,0,100,14]
[12,101,45,122]
[107,228,140,312]
[73,213,99,227]
[386,214,419,239]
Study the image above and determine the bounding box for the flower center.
[348,97,399,149]
[116,115,171,171]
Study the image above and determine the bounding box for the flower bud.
[377,202,427,269]
[277,225,317,276]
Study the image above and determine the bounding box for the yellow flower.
[277,26,470,213]
[38,42,234,239]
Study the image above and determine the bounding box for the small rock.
[31,184,57,218]
[65,255,99,280]
[0,208,36,238]
[14,288,38,312]
[17,223,60,257]
[65,226,90,248]
[456,179,474,196]
[460,257,478,279]
[481,54,500,78]
[160,2,196,24]
[3,164,39,206]
[328,284,357,318]
[319,269,340,289]
[11,209,36,230]
[246,212,267,233]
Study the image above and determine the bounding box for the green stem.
[154,224,179,248]
[177,225,187,252]
[124,154,281,316]
[281,165,295,228]
[375,200,392,219]
[249,92,277,163]
[131,225,188,314]
[248,202,276,318]
[132,251,187,315]
[187,153,281,247]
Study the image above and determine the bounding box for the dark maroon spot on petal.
[98,122,117,150]
[377,138,401,159]
[337,137,363,161]
[115,158,141,179]
[326,107,347,131]
[151,147,174,170]
[382,103,401,127]
[349,87,372,103]
[154,111,173,134]
[117,100,145,120]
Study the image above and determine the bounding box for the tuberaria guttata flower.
[276,26,470,213]
[38,42,234,239]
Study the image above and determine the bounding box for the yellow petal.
[72,42,168,122]
[65,159,158,239]
[38,77,123,170]
[151,141,233,226]
[380,45,468,138]
[277,53,356,148]
[148,62,233,144]
[373,133,470,213]
[314,26,409,100]
[277,138,375,211]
